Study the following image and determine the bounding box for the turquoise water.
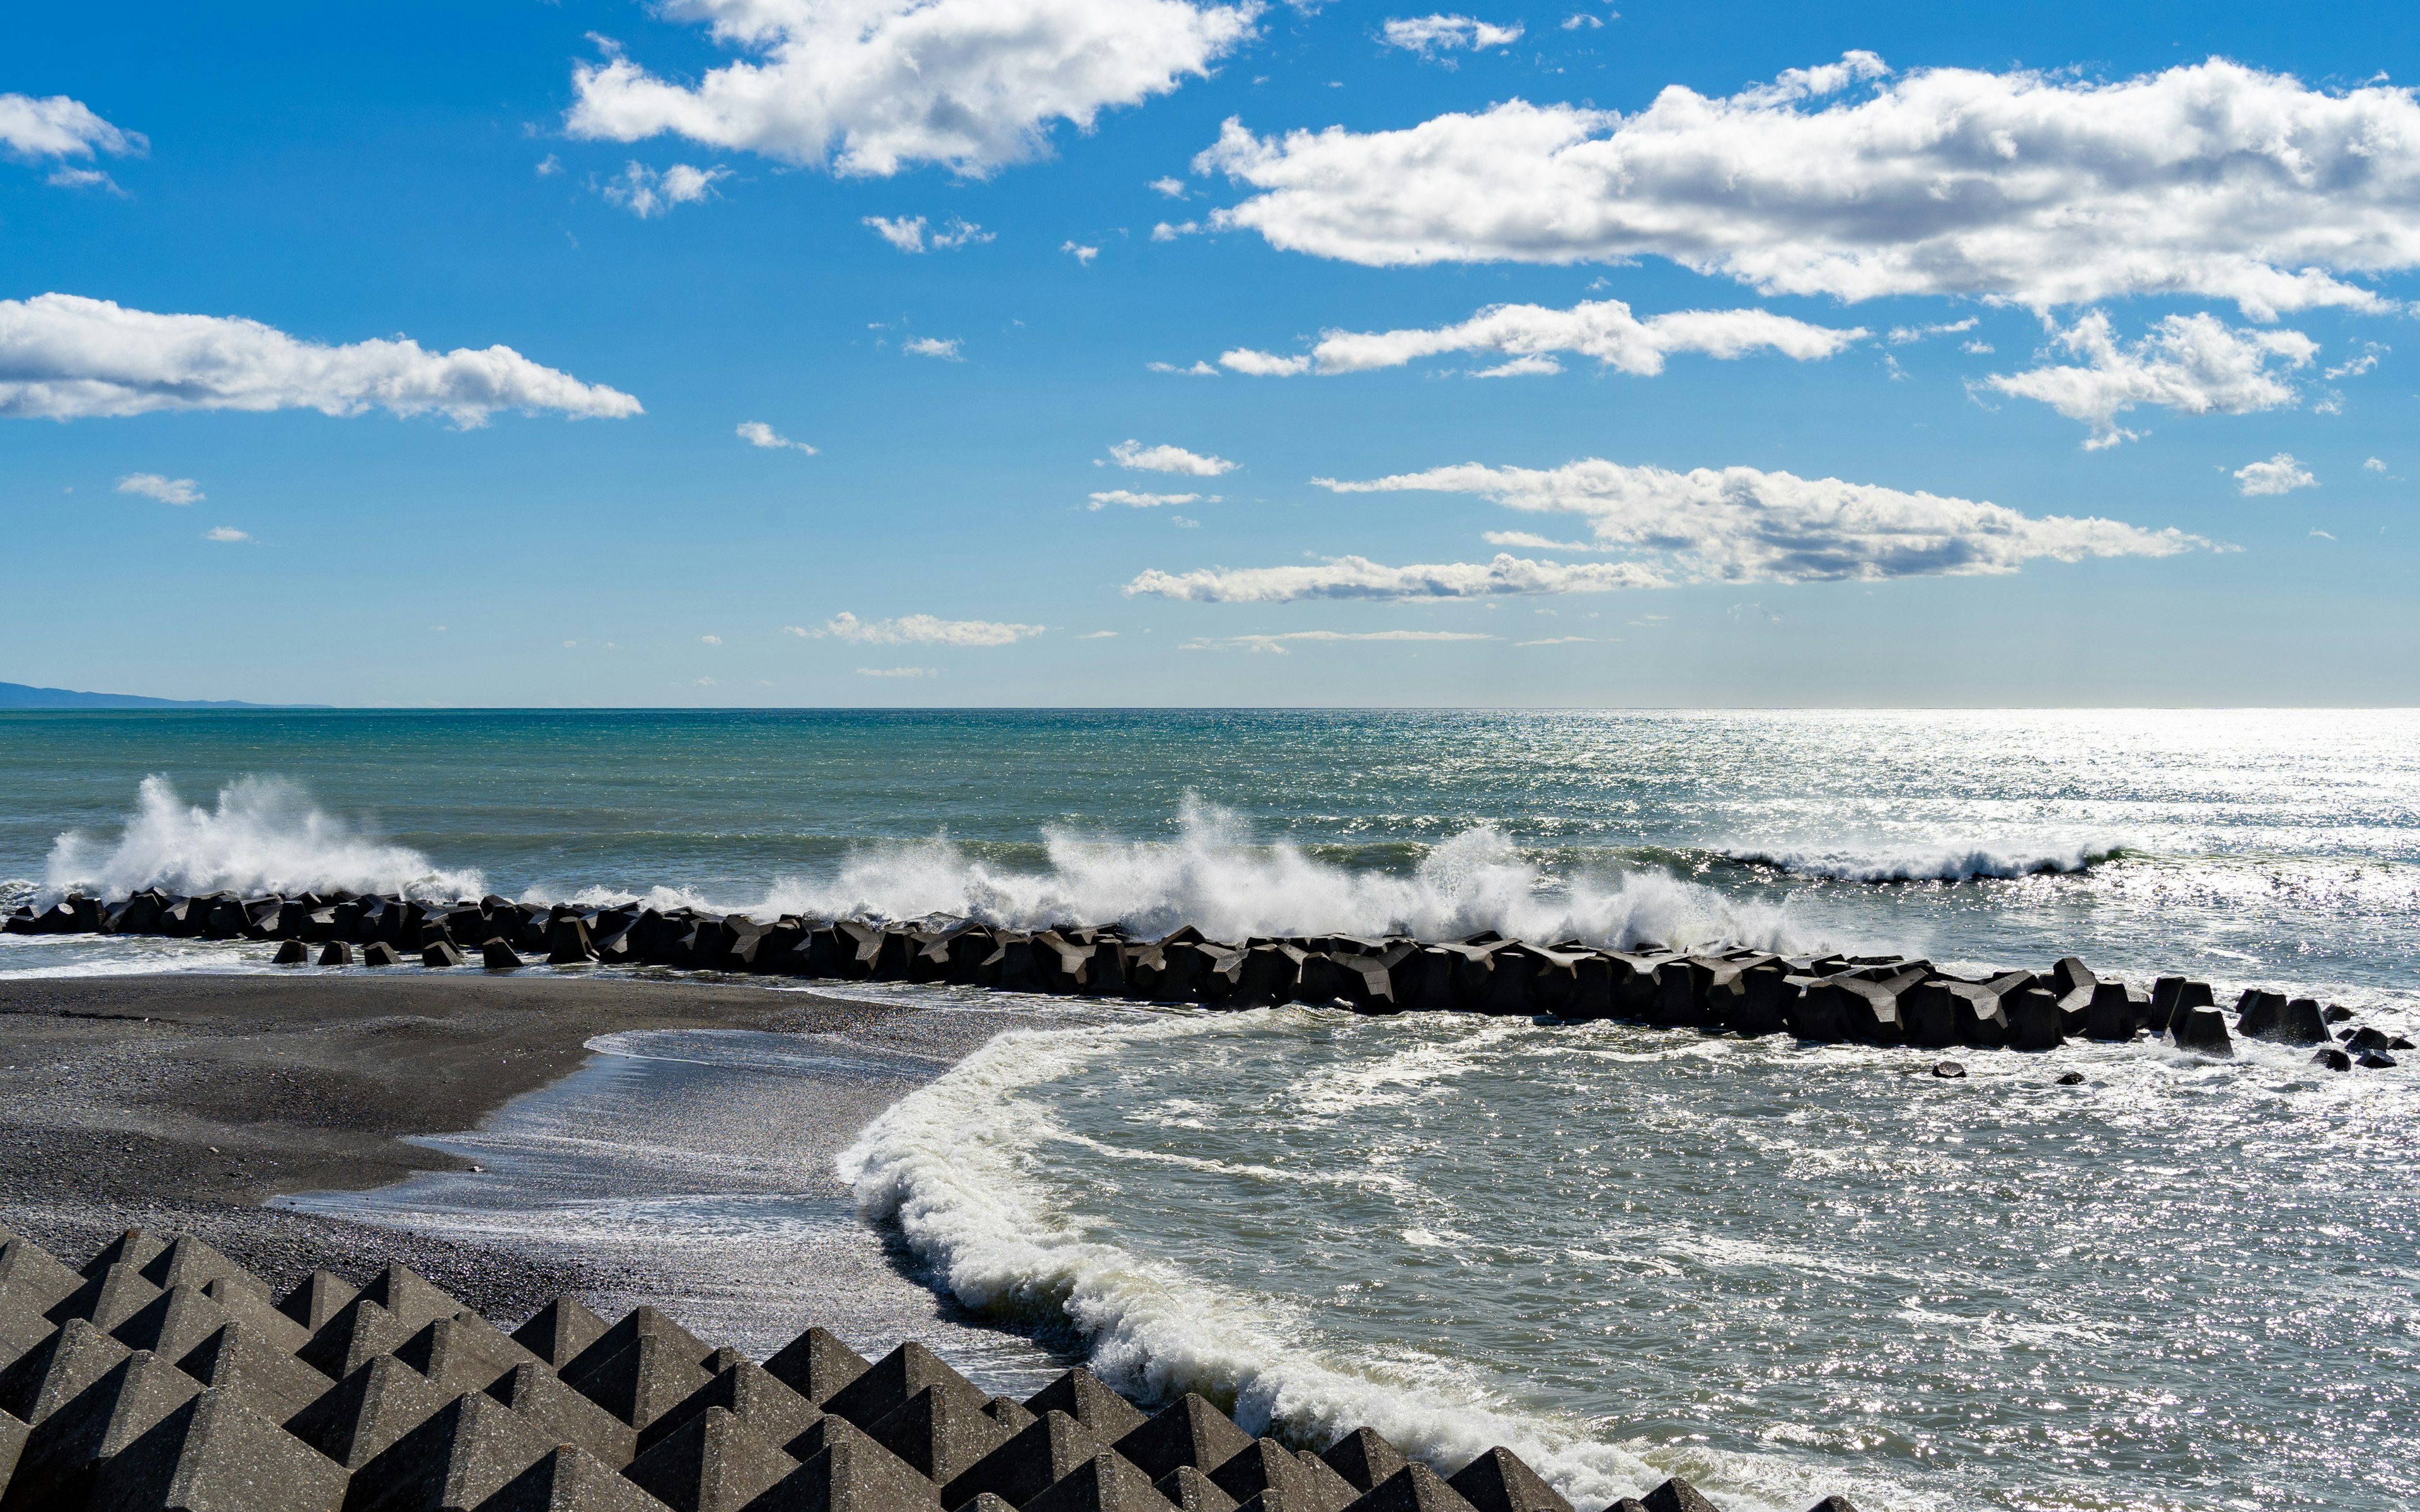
[4,707,2416,1509]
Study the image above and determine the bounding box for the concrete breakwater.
[0,1222,1836,1512]
[7,890,2408,1068]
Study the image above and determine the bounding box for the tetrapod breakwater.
[6,890,2409,1069]
[0,1222,1843,1512]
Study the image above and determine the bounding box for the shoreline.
[0,971,916,1322]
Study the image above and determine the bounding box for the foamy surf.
[1720,840,2119,883]
[837,1015,1901,1512]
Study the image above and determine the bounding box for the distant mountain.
[0,681,327,710]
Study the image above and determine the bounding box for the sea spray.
[40,775,485,905]
[839,1013,1685,1511]
[1722,840,2121,883]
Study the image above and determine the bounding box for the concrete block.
[1318,1429,1405,1495]
[981,1397,1034,1436]
[199,1280,309,1356]
[867,1385,1011,1486]
[822,1343,987,1433]
[624,1406,798,1512]
[299,1299,415,1382]
[112,1287,234,1365]
[89,1386,349,1512]
[0,1317,133,1425]
[470,1445,674,1512]
[343,1389,560,1512]
[483,1364,635,1470]
[1111,1395,1252,1481]
[563,1309,711,1391]
[0,1238,84,1319]
[6,1348,201,1508]
[507,1298,607,1374]
[275,941,312,966]
[568,1336,713,1433]
[1154,1465,1240,1512]
[278,1273,360,1336]
[139,1239,267,1304]
[764,1328,870,1411]
[749,1424,942,1512]
[1021,1370,1145,1443]
[393,1317,540,1399]
[943,1410,1106,1509]
[481,940,522,970]
[640,1361,821,1462]
[285,1354,456,1470]
[51,1263,167,1334]
[1336,1464,1478,1512]
[175,1323,332,1426]
[320,942,357,967]
[1211,1439,1354,1512]
[1444,1450,1570,1512]
[1022,1452,1180,1512]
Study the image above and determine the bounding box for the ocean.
[3,707,2415,1509]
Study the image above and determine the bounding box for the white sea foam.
[38,776,485,905]
[757,799,1809,951]
[839,1016,1751,1509]
[1720,839,2117,883]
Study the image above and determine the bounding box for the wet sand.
[0,971,909,1320]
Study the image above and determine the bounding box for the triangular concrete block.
[88,1385,349,1512]
[395,1316,541,1399]
[982,1397,1035,1436]
[952,1496,1017,1512]
[175,1322,333,1426]
[470,1445,674,1512]
[0,1316,132,1425]
[8,1348,200,1508]
[199,1277,309,1356]
[1446,1450,1570,1512]
[50,1262,167,1333]
[1022,1371,1145,1443]
[484,1361,637,1468]
[345,1389,560,1512]
[749,1425,942,1512]
[824,1343,986,1432]
[112,1285,235,1365]
[1022,1452,1180,1512]
[0,1237,84,1318]
[283,1353,454,1469]
[940,1409,1104,1509]
[623,1407,799,1512]
[639,1360,821,1460]
[764,1329,868,1410]
[81,1230,170,1281]
[355,1266,468,1336]
[277,1273,360,1336]
[509,1298,608,1373]
[0,1407,25,1498]
[1639,1480,1719,1512]
[0,1306,55,1380]
[1112,1395,1252,1481]
[137,1237,268,1302]
[1212,1440,1354,1512]
[1340,1464,1480,1512]
[563,1309,710,1391]
[1154,1465,1240,1512]
[570,1335,714,1431]
[867,1384,1011,1486]
[298,1298,413,1382]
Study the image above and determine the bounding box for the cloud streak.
[737,420,817,452]
[1219,295,1865,377]
[1197,55,2420,316]
[0,93,146,161]
[568,0,1259,178]
[1107,438,1235,474]
[117,473,201,505]
[1126,553,1668,602]
[1380,14,1523,58]
[0,294,640,425]
[602,161,730,217]
[809,611,1045,645]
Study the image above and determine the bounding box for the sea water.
[3,708,2414,1509]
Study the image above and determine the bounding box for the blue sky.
[3,0,2416,706]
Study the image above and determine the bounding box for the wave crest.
[1721,841,2117,884]
[40,776,485,905]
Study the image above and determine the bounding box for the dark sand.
[0,971,905,1319]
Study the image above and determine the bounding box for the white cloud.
[2325,343,2385,379]
[1171,514,1201,527]
[1148,360,1220,375]
[931,218,993,249]
[566,0,1260,179]
[116,472,201,505]
[858,666,938,677]
[737,420,817,452]
[2234,452,2317,496]
[602,161,730,217]
[816,610,1044,645]
[1222,295,1865,377]
[1886,318,1978,345]
[904,336,964,360]
[1517,634,1592,644]
[1079,629,1120,638]
[1560,13,1602,29]
[1316,457,2206,581]
[2310,528,2335,540]
[701,634,723,644]
[2366,456,2387,472]
[0,93,146,161]
[1125,553,1668,601]
[1196,55,2420,317]
[0,294,641,425]
[45,167,125,195]
[1108,438,1236,474]
[1223,629,1499,654]
[1983,311,2317,449]
[1090,489,1207,508]
[865,214,930,251]
[203,526,250,543]
[1151,176,1188,197]
[1151,220,1201,241]
[1380,14,1523,58]
[1064,241,1101,264]
[537,154,562,176]
[1961,340,1994,354]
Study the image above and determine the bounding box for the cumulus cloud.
[1221,295,1864,377]
[1064,241,1101,263]
[701,634,723,644]
[602,161,730,217]
[1196,55,2420,316]
[1148,360,1220,375]
[0,294,640,425]
[1380,14,1523,58]
[1983,311,2319,449]
[566,0,1260,179]
[1125,553,1668,601]
[1316,457,2206,581]
[116,472,201,505]
[1151,219,1201,241]
[1090,489,1209,508]
[904,336,964,360]
[863,215,991,251]
[2234,452,2317,496]
[0,93,146,162]
[1151,176,1188,197]
[203,526,250,543]
[737,420,817,452]
[814,610,1044,645]
[1107,438,1236,474]
[2366,456,2388,472]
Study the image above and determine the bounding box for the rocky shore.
[8,889,2408,1068]
[0,1222,1845,1512]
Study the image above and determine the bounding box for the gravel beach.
[0,971,910,1322]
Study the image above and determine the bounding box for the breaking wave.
[39,776,485,905]
[839,1017,1683,1508]
[1720,840,2119,884]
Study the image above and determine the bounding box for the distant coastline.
[0,680,331,710]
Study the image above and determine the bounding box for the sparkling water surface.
[3,709,2414,1509]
